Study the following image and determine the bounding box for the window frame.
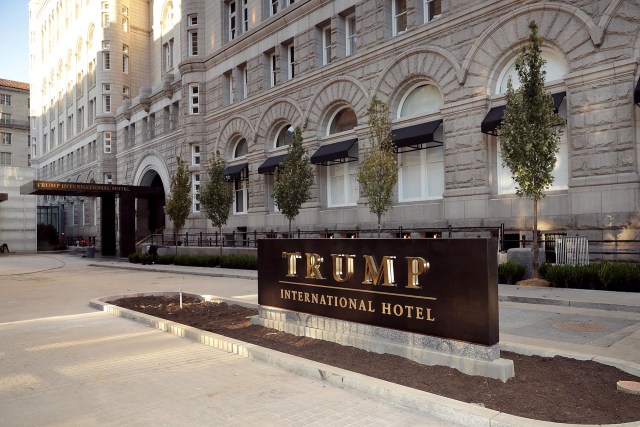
[189,84,200,114]
[345,15,356,56]
[103,131,112,153]
[322,26,331,65]
[392,0,407,36]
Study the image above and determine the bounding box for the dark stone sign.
[258,238,499,346]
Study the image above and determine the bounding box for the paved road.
[0,254,457,426]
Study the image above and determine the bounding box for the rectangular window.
[328,162,358,207]
[189,84,199,114]
[163,39,174,72]
[425,0,441,23]
[0,94,11,105]
[102,12,110,27]
[103,51,111,70]
[149,113,156,139]
[287,44,295,80]
[392,0,407,36]
[123,54,129,73]
[189,31,198,56]
[77,107,84,132]
[234,179,247,214]
[242,66,248,99]
[322,27,331,65]
[122,5,128,15]
[102,40,110,49]
[103,95,111,113]
[0,113,10,124]
[188,15,198,26]
[122,16,128,32]
[192,144,200,166]
[270,0,278,16]
[104,173,113,184]
[103,131,112,153]
[71,203,77,226]
[1,132,11,145]
[123,85,130,99]
[229,0,237,41]
[89,99,95,124]
[1,152,13,166]
[242,0,249,32]
[399,149,444,201]
[346,15,357,56]
[103,83,111,91]
[270,52,277,87]
[192,173,200,213]
[226,71,234,105]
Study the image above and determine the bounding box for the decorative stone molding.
[254,98,304,144]
[218,116,255,155]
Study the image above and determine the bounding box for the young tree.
[499,21,565,278]
[356,96,398,236]
[164,156,192,244]
[199,151,234,250]
[273,126,314,236]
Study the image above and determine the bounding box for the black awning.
[0,193,7,202]
[223,163,248,181]
[392,119,443,153]
[635,77,640,105]
[257,154,288,174]
[481,91,567,135]
[310,139,358,165]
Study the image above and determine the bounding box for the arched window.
[398,84,443,117]
[328,108,357,135]
[275,124,294,148]
[494,49,569,194]
[496,49,567,94]
[396,83,445,201]
[234,138,248,158]
[162,1,174,34]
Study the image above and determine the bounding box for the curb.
[90,292,640,427]
[88,263,257,280]
[498,295,640,314]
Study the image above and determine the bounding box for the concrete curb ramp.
[90,292,640,427]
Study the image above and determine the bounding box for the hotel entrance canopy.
[21,180,163,257]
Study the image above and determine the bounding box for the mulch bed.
[110,295,640,425]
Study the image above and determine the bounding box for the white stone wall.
[0,166,37,252]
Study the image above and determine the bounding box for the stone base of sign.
[253,306,515,382]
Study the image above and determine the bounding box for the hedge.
[128,252,257,270]
[541,263,640,293]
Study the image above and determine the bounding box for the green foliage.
[541,263,640,292]
[37,223,60,250]
[164,157,192,234]
[356,96,398,231]
[499,21,565,201]
[273,126,315,234]
[126,252,258,270]
[498,260,526,284]
[199,151,234,233]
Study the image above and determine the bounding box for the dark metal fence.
[140,224,640,262]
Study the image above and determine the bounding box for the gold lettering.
[311,293,318,304]
[416,306,423,320]
[282,252,302,277]
[425,308,435,322]
[320,295,327,305]
[362,255,396,286]
[331,254,355,282]
[304,292,310,302]
[393,304,403,316]
[381,302,391,315]
[405,257,429,289]
[305,253,325,279]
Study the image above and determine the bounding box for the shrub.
[128,253,141,263]
[220,254,258,270]
[498,260,526,284]
[541,263,640,293]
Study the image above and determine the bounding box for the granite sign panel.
[258,238,499,346]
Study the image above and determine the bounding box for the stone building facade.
[0,78,36,252]
[30,0,640,252]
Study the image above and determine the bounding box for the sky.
[0,0,30,83]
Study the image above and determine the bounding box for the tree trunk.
[219,226,223,257]
[174,230,178,259]
[532,199,539,279]
[288,218,292,237]
[377,214,381,238]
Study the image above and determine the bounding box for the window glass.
[328,108,357,134]
[234,138,248,158]
[275,124,294,148]
[399,84,443,117]
[497,50,567,94]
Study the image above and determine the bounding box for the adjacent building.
[29,0,640,255]
[0,79,36,252]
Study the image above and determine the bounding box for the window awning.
[0,193,7,202]
[481,91,566,135]
[635,76,640,106]
[223,163,248,181]
[392,119,443,153]
[257,154,287,174]
[310,139,358,165]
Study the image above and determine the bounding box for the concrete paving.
[1,253,640,426]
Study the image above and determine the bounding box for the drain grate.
[552,322,609,332]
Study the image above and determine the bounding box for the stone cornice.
[564,59,638,89]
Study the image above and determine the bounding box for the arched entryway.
[136,170,166,240]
